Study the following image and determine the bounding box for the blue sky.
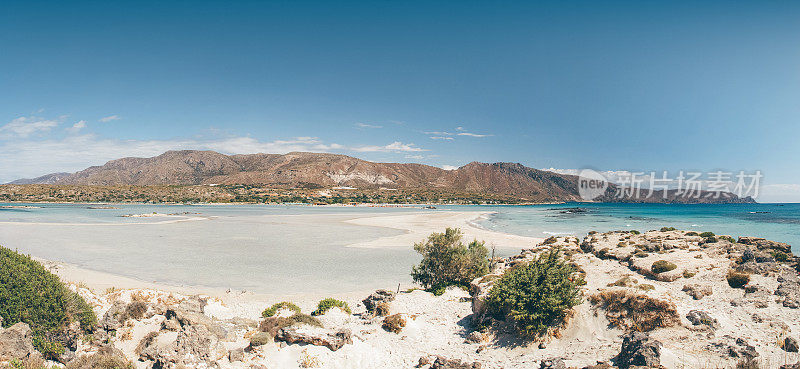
[1,1,799,201]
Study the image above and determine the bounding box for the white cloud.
[67,120,87,133]
[759,184,800,203]
[441,165,459,170]
[405,154,425,160]
[0,116,60,138]
[457,132,492,137]
[430,136,454,140]
[99,115,120,122]
[352,141,426,152]
[355,122,383,129]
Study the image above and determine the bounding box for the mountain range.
[7,150,752,203]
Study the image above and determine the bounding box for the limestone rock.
[427,355,482,369]
[0,323,40,361]
[363,290,395,314]
[276,325,352,351]
[784,337,799,353]
[539,358,566,369]
[686,310,720,330]
[614,332,662,369]
[682,284,712,300]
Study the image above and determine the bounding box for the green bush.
[685,232,699,236]
[629,230,640,235]
[486,248,583,337]
[772,251,789,262]
[262,301,301,318]
[699,232,715,238]
[727,271,750,288]
[0,246,96,359]
[311,298,351,316]
[651,260,677,274]
[719,235,736,243]
[660,227,676,232]
[411,228,489,293]
[703,236,717,243]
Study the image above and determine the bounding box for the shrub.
[699,232,715,238]
[629,230,640,235]
[64,346,133,369]
[651,260,677,274]
[0,246,97,359]
[249,332,273,347]
[542,236,558,245]
[685,232,699,236]
[660,227,676,232]
[703,236,717,243]
[258,313,322,337]
[375,303,390,317]
[486,248,583,337]
[772,251,789,262]
[382,314,406,333]
[262,301,301,318]
[727,271,750,288]
[719,235,736,243]
[637,284,655,292]
[683,270,696,278]
[411,228,489,292]
[589,290,680,332]
[311,298,351,316]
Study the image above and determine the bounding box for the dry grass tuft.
[589,290,680,332]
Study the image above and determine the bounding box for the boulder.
[682,284,712,300]
[738,237,792,254]
[0,323,40,361]
[539,358,566,369]
[228,347,245,362]
[686,310,720,330]
[276,325,352,351]
[426,355,482,369]
[613,332,662,369]
[100,300,128,331]
[784,337,799,353]
[363,290,396,314]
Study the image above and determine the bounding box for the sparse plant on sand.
[485,248,583,338]
[589,290,679,332]
[411,228,489,295]
[262,301,302,318]
[699,231,715,238]
[727,270,750,288]
[311,298,351,316]
[651,260,677,274]
[660,227,676,232]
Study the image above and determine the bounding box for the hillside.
[7,150,753,204]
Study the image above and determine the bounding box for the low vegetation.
[727,271,751,288]
[589,290,680,332]
[259,314,322,337]
[382,314,406,333]
[660,227,676,232]
[64,347,134,369]
[699,232,715,238]
[485,248,583,338]
[651,260,677,274]
[411,228,490,295]
[0,246,96,359]
[311,298,351,316]
[262,301,301,318]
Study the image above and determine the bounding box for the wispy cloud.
[424,127,493,139]
[66,120,87,134]
[457,132,492,137]
[430,136,454,140]
[352,141,426,152]
[441,165,459,170]
[0,116,61,138]
[355,122,383,129]
[99,115,120,123]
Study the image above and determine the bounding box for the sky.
[1,1,800,201]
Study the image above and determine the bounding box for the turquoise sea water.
[470,202,800,252]
[0,202,797,294]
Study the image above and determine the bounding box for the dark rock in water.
[363,289,396,313]
[614,332,662,369]
[784,337,799,353]
[427,355,482,369]
[686,310,720,330]
[0,323,41,361]
[539,358,566,369]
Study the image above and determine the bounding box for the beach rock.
[276,325,352,351]
[363,290,395,314]
[466,331,484,343]
[228,347,245,362]
[781,363,800,369]
[682,284,712,300]
[174,322,228,363]
[784,337,799,352]
[686,310,720,330]
[581,363,613,369]
[165,306,227,339]
[539,358,566,369]
[428,355,482,369]
[101,300,128,331]
[0,323,40,361]
[724,337,759,359]
[613,332,662,369]
[739,237,792,254]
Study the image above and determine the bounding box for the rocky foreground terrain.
[2,229,798,368]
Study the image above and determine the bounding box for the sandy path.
[344,210,543,249]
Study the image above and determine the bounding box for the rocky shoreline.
[2,229,799,368]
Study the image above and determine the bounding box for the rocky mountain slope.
[9,150,752,203]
